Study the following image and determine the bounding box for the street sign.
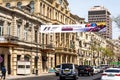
[0,56,3,63]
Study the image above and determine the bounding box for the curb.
[6,73,55,80]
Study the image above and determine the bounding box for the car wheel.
[55,73,59,76]
[73,76,77,80]
[88,73,90,76]
[60,76,64,80]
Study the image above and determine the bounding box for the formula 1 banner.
[41,22,106,33]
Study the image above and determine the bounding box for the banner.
[41,23,106,33]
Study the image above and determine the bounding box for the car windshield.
[105,69,120,73]
[62,64,73,69]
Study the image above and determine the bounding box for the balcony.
[0,35,18,47]
[41,43,55,53]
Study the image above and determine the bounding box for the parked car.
[55,65,61,76]
[92,66,101,74]
[78,65,94,76]
[100,64,109,72]
[101,68,120,80]
[59,63,78,80]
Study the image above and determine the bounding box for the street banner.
[41,23,106,33]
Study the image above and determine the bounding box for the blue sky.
[67,0,120,39]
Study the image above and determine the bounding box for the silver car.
[59,63,78,80]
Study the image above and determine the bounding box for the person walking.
[1,66,6,80]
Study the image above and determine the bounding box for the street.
[6,73,101,80]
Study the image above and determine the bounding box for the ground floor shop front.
[0,47,78,76]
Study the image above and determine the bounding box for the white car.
[101,68,120,80]
[93,66,101,74]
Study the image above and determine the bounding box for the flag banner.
[41,23,106,33]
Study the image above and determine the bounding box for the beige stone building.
[0,0,83,76]
[0,0,117,76]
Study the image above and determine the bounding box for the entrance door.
[8,55,11,74]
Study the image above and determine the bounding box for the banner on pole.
[41,22,106,33]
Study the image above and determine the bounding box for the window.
[0,21,4,36]
[17,2,22,9]
[6,3,10,8]
[17,55,21,60]
[17,24,20,38]
[35,30,38,43]
[58,0,62,4]
[7,23,11,35]
[18,65,25,68]
[26,65,30,68]
[24,55,30,61]
[30,1,34,13]
[62,64,73,69]
[24,27,28,40]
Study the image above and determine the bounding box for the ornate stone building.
[0,0,83,76]
[0,0,116,76]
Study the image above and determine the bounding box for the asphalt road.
[6,73,101,80]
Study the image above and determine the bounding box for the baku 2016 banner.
[41,22,106,33]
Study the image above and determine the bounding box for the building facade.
[88,6,112,39]
[0,0,117,76]
[0,0,81,76]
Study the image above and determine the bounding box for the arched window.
[17,2,22,9]
[24,55,31,61]
[6,3,11,8]
[30,1,34,13]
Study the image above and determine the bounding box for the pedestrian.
[1,66,6,80]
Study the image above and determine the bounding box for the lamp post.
[35,29,39,75]
[35,43,38,75]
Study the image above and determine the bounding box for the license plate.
[108,74,114,76]
[64,70,70,73]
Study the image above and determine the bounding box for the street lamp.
[35,43,39,75]
[35,29,39,75]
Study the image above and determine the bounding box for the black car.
[59,63,78,80]
[78,65,94,76]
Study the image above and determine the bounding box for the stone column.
[31,55,35,74]
[65,55,68,63]
[70,56,72,63]
[13,17,17,37]
[4,53,8,75]
[56,54,59,65]
[38,53,41,74]
[20,20,25,40]
[60,54,62,64]
[11,50,17,75]
[3,20,7,35]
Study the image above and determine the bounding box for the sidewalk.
[6,73,55,80]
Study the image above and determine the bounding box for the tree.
[112,15,120,28]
